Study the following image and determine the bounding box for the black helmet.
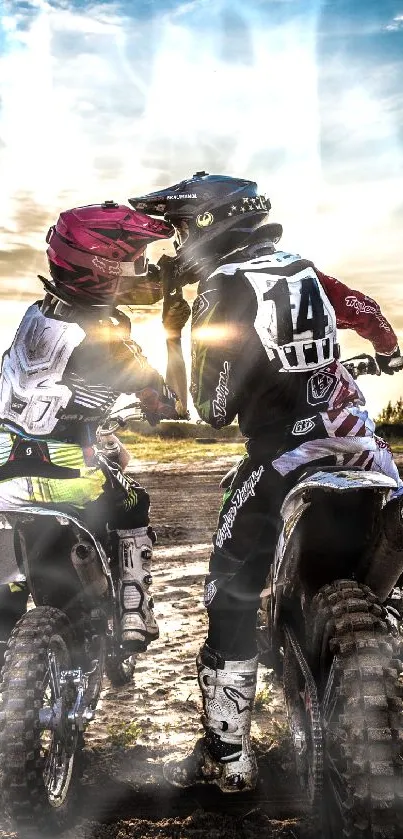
[129,172,275,276]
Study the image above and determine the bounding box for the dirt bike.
[251,354,403,838]
[0,402,145,836]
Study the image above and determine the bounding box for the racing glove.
[102,481,150,526]
[375,346,403,375]
[163,297,191,334]
[159,254,191,335]
[137,385,189,425]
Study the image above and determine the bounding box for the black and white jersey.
[190,241,391,446]
[0,302,163,446]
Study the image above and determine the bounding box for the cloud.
[0,1,322,224]
[385,14,403,31]
[0,0,402,326]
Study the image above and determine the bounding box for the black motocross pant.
[205,454,293,661]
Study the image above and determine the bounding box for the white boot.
[163,645,258,792]
[117,527,159,652]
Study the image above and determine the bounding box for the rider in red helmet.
[0,201,189,660]
[45,201,177,306]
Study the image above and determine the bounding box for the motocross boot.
[163,644,258,792]
[117,527,159,652]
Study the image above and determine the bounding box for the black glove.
[375,347,403,375]
[158,254,179,296]
[163,297,191,333]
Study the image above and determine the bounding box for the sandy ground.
[3,453,403,838]
[64,457,311,839]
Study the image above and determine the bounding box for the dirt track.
[3,453,403,839]
[69,457,311,839]
[0,455,314,839]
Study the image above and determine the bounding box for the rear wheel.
[309,580,403,838]
[0,607,83,836]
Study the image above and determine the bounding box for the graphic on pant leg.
[215,465,264,548]
[204,578,218,606]
[292,417,316,435]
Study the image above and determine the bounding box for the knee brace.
[204,549,262,659]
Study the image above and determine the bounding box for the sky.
[0,0,403,417]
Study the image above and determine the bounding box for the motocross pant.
[205,455,294,660]
[205,439,403,662]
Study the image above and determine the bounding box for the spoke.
[326,749,344,793]
[41,644,72,804]
[46,743,57,793]
[322,662,341,726]
[43,751,51,787]
[47,650,61,700]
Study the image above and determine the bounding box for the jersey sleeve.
[68,319,169,403]
[315,269,398,355]
[190,271,256,427]
[109,337,168,397]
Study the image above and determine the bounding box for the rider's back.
[191,244,363,445]
[0,299,159,448]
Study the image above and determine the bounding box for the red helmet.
[44,201,174,306]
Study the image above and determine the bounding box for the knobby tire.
[309,580,403,838]
[0,606,83,836]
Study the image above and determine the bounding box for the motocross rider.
[0,201,190,661]
[130,172,403,792]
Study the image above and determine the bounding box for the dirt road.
[65,457,310,839]
[4,453,403,838]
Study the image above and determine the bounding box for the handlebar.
[96,400,143,438]
[341,354,380,379]
[92,401,142,496]
[341,352,403,379]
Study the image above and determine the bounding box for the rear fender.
[273,469,396,607]
[3,506,113,610]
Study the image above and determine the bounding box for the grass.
[121,431,245,463]
[119,432,403,465]
[107,719,142,748]
[254,685,275,712]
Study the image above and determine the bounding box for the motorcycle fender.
[282,470,396,508]
[273,499,310,591]
[273,467,396,594]
[5,505,114,601]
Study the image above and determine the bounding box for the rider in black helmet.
[131,171,282,285]
[130,172,403,793]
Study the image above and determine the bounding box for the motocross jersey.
[0,301,168,449]
[190,242,398,449]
